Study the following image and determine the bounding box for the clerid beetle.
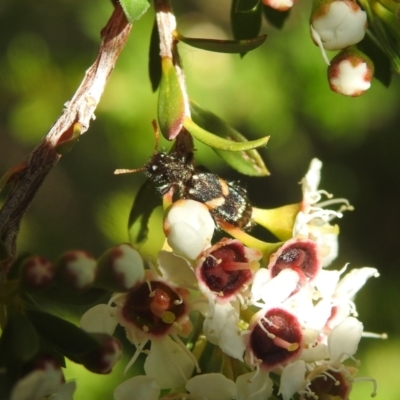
[143,151,253,229]
[114,121,253,229]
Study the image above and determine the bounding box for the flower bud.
[262,0,296,11]
[20,256,55,290]
[80,333,122,374]
[56,250,97,291]
[328,47,374,96]
[96,244,145,292]
[310,0,367,64]
[163,199,215,260]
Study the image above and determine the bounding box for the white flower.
[294,158,351,267]
[203,300,246,360]
[279,360,307,400]
[310,0,367,64]
[10,361,76,400]
[164,199,215,259]
[186,373,237,400]
[114,376,160,400]
[80,258,198,389]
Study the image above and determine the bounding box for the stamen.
[162,311,176,324]
[310,25,331,65]
[362,331,388,339]
[146,280,154,295]
[173,292,183,305]
[124,339,148,374]
[272,336,299,352]
[257,319,275,339]
[353,376,378,397]
[171,333,201,373]
[222,261,251,271]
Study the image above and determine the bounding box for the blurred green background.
[1,0,399,399]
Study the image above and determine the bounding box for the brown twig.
[0,4,132,276]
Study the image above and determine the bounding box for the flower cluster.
[80,159,380,400]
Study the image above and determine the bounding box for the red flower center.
[122,281,186,337]
[249,308,302,371]
[200,242,253,299]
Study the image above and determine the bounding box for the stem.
[0,4,132,279]
[154,0,191,121]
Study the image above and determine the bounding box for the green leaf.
[31,285,109,306]
[231,0,262,45]
[358,0,400,73]
[119,0,151,23]
[234,0,260,12]
[262,4,291,29]
[158,57,185,140]
[0,313,40,398]
[190,101,269,176]
[149,19,162,92]
[128,179,162,246]
[358,34,392,87]
[178,33,267,54]
[26,309,101,360]
[0,312,39,365]
[184,117,270,152]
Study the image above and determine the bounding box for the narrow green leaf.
[184,117,269,152]
[357,34,392,87]
[190,101,269,176]
[31,285,109,306]
[26,309,101,360]
[0,312,39,365]
[235,0,260,12]
[0,312,39,399]
[158,57,185,140]
[178,34,267,54]
[119,0,151,23]
[262,4,291,29]
[149,19,162,92]
[128,179,162,246]
[231,0,262,44]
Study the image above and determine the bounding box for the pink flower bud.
[57,250,97,291]
[328,48,374,96]
[262,0,296,11]
[20,256,55,290]
[310,0,367,64]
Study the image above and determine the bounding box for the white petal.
[203,301,245,360]
[11,367,63,400]
[80,304,118,335]
[114,376,160,400]
[251,268,270,302]
[53,381,76,400]
[335,267,379,300]
[236,370,273,400]
[314,269,342,298]
[186,373,236,400]
[144,336,195,389]
[279,360,306,400]
[157,251,197,286]
[300,343,329,362]
[328,316,363,365]
[260,269,300,307]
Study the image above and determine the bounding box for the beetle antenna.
[114,120,160,175]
